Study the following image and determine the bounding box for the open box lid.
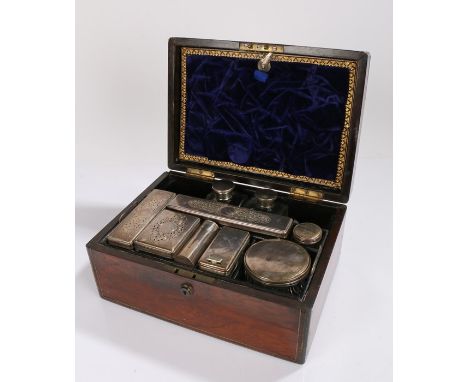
[168,37,369,204]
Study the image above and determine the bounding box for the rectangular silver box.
[106,189,175,249]
[167,194,293,238]
[198,227,250,276]
[134,209,200,258]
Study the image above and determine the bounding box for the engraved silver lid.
[244,239,311,287]
[134,210,200,258]
[106,189,176,249]
[292,222,323,245]
[167,194,293,238]
[255,189,277,209]
[212,180,235,201]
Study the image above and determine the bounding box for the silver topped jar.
[212,180,235,202]
[292,222,323,245]
[255,189,277,210]
[244,239,311,287]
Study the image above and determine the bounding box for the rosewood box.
[86,37,369,363]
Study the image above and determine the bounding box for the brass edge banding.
[179,47,358,190]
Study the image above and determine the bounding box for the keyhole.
[180,283,193,296]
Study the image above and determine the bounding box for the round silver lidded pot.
[292,222,323,245]
[244,239,311,287]
[212,180,235,202]
[255,188,277,210]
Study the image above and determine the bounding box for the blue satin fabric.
[184,55,349,181]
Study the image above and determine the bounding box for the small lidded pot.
[212,180,235,202]
[244,239,311,287]
[255,188,277,210]
[292,222,323,245]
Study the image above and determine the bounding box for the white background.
[4,1,468,381]
[76,0,392,381]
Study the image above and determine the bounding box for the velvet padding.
[184,54,349,181]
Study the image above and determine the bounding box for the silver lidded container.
[198,226,250,276]
[255,189,277,210]
[106,189,175,249]
[292,222,323,245]
[134,209,200,258]
[211,180,235,202]
[244,239,311,287]
[174,220,219,266]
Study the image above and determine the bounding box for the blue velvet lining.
[184,54,349,181]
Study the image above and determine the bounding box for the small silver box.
[134,210,200,258]
[106,189,175,249]
[198,227,250,276]
[167,194,293,238]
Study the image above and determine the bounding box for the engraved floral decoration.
[149,214,187,242]
[187,199,271,224]
[120,215,152,234]
[227,208,271,224]
[116,192,169,235]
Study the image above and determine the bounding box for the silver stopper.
[255,188,277,210]
[293,222,323,245]
[212,180,235,202]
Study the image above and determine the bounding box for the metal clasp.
[186,168,215,179]
[206,256,223,264]
[240,42,284,53]
[290,187,324,201]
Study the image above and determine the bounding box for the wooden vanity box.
[86,37,369,363]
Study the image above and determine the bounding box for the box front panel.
[88,249,302,361]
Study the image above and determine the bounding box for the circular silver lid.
[255,189,277,209]
[292,222,323,245]
[244,239,311,287]
[212,180,235,201]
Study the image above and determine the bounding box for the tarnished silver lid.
[255,188,277,210]
[244,239,311,287]
[212,180,235,201]
[106,189,175,249]
[134,210,200,258]
[167,194,293,238]
[198,226,250,276]
[292,222,323,245]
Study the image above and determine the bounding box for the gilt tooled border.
[179,47,357,190]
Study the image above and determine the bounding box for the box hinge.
[239,42,284,53]
[186,168,215,180]
[290,187,324,201]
